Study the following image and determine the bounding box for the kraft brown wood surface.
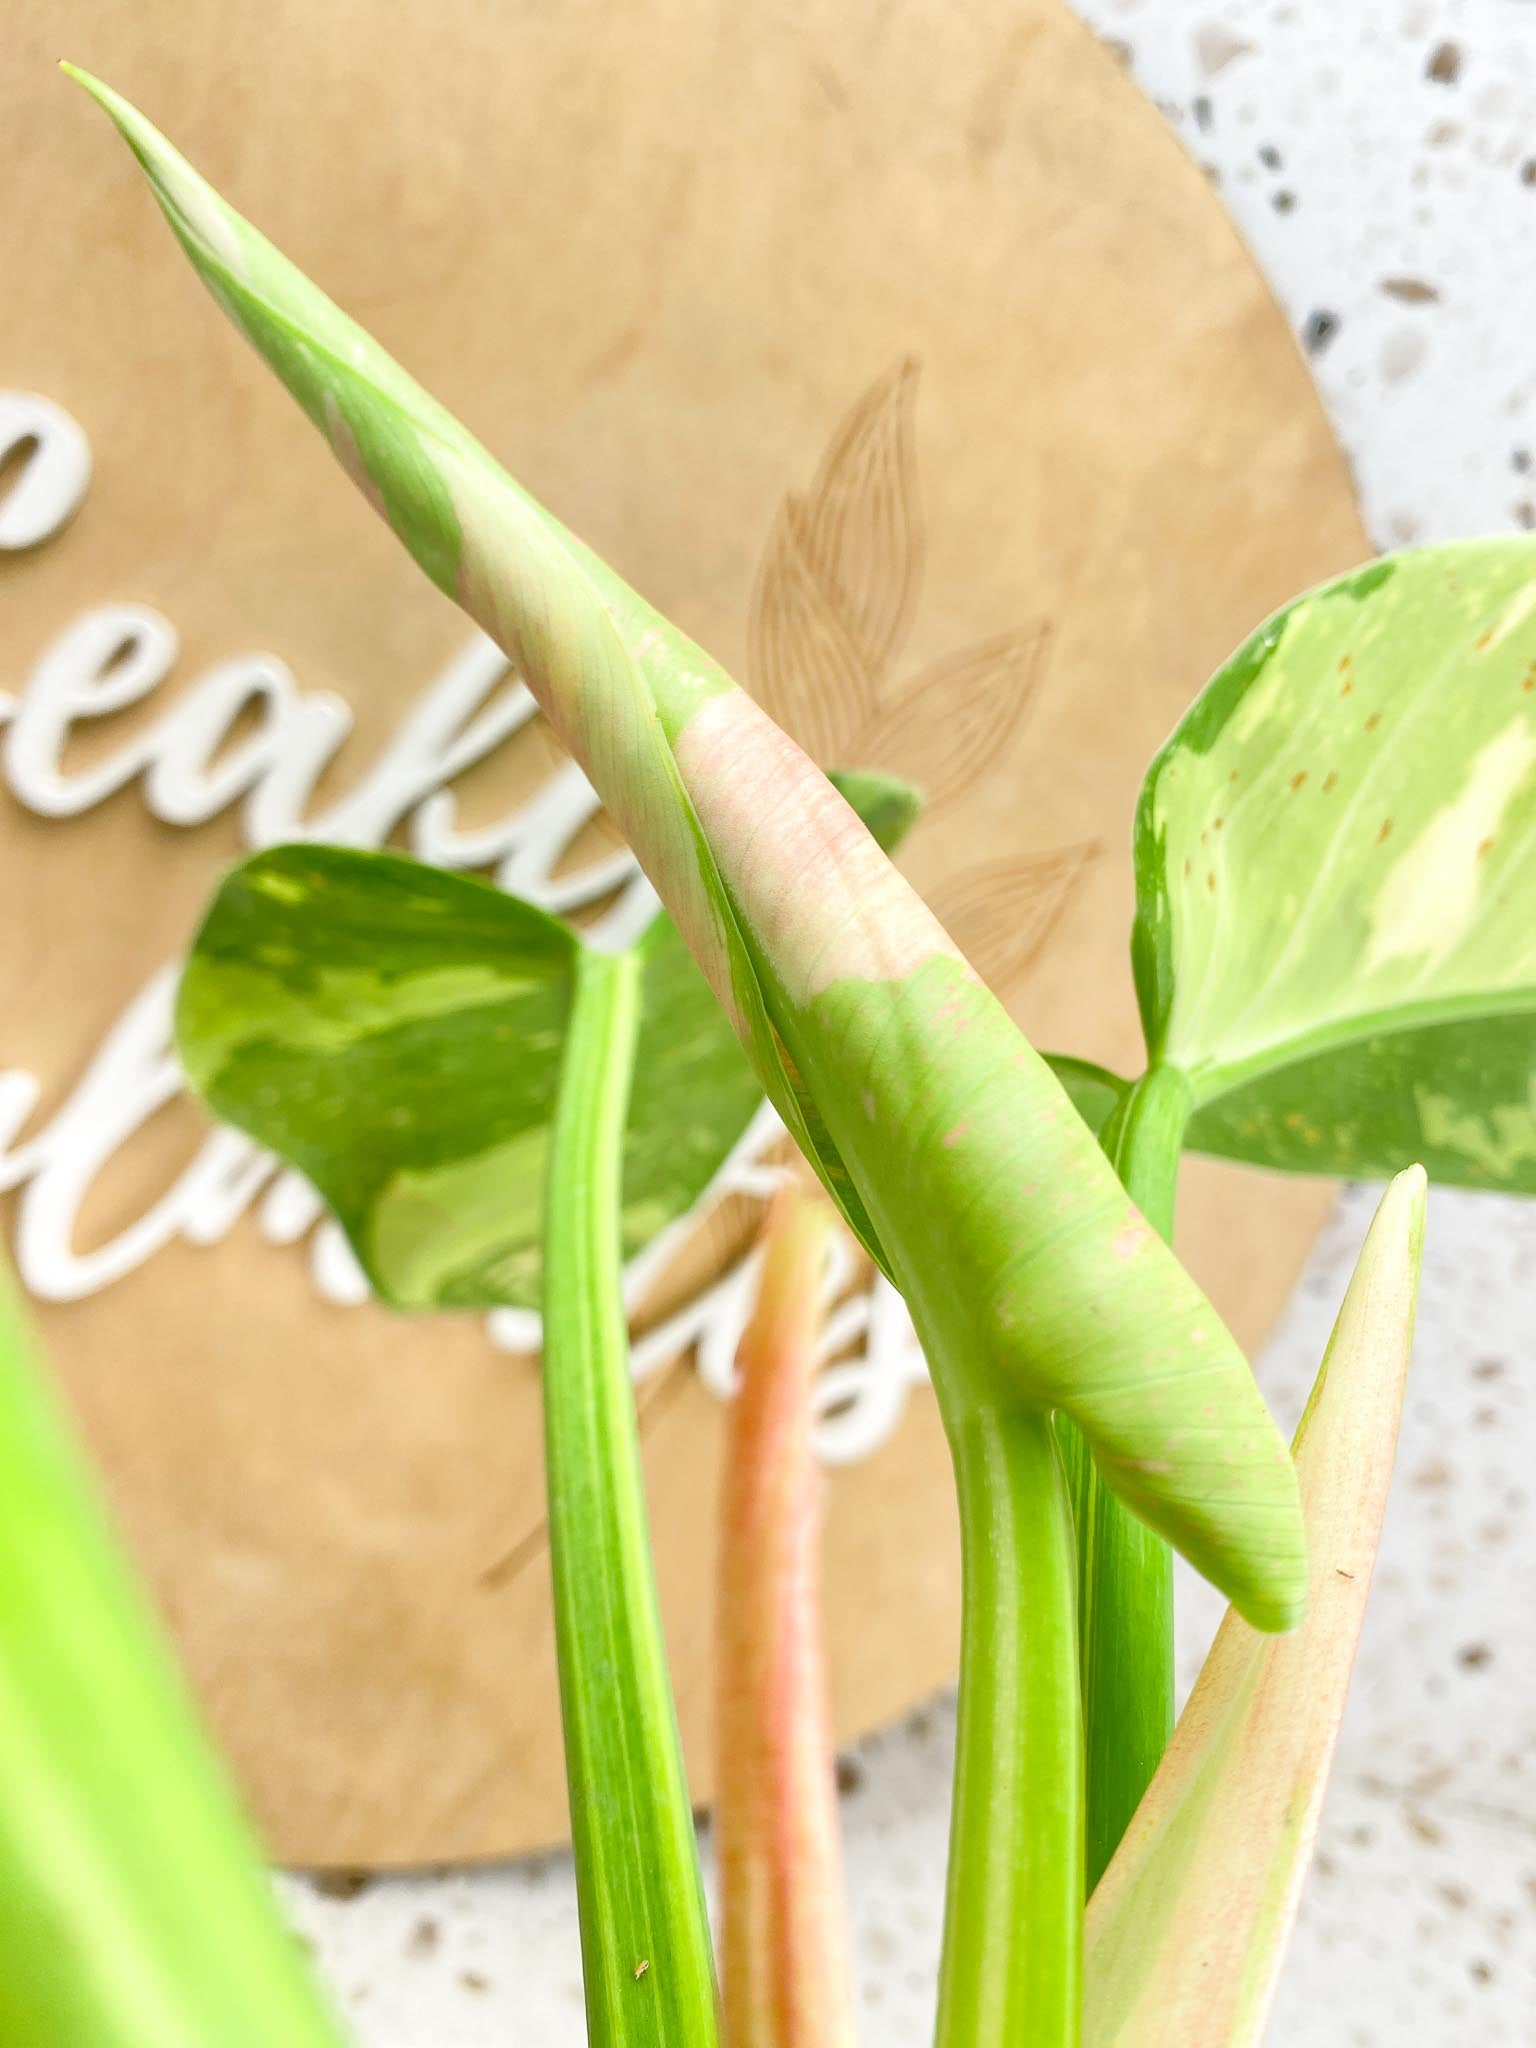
[1,0,1367,1865]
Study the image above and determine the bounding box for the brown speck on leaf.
[1323,771,1339,793]
[1206,871,1216,893]
[1340,678,1354,696]
[634,1960,651,1982]
[1213,815,1224,830]
[1426,40,1462,85]
[1478,835,1496,860]
[1377,818,1394,842]
[1365,712,1382,731]
[1290,771,1308,792]
[1522,665,1536,691]
[1183,857,1192,878]
[1476,629,1495,651]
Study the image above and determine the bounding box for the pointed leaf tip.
[1084,1166,1427,2047]
[92,74,1306,1629]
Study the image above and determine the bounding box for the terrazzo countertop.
[283,3,1536,2038]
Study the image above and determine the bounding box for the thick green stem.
[1064,1063,1191,1891]
[543,946,718,2047]
[935,1404,1083,2048]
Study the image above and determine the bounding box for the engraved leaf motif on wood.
[927,841,1102,997]
[793,354,924,682]
[748,498,881,765]
[748,361,1097,1001]
[747,358,922,763]
[845,625,1053,810]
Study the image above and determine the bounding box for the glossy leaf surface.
[84,70,1306,1630]
[1136,541,1536,1188]
[1084,1167,1427,2047]
[176,847,762,1310]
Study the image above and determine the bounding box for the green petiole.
[1065,1064,1192,1890]
[542,945,718,2047]
[935,1402,1083,2047]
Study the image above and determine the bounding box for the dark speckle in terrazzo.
[1303,308,1342,354]
[406,1917,440,1958]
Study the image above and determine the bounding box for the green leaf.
[825,767,924,854]
[83,68,1307,1635]
[541,946,718,2046]
[0,1257,344,2048]
[1083,1166,1427,2048]
[1185,1012,1536,1189]
[1135,540,1536,1188]
[1044,1054,1132,1144]
[177,767,921,1311]
[176,845,764,1311]
[176,846,578,1310]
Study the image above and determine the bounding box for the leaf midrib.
[1185,982,1536,1105]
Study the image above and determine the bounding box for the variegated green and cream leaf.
[84,71,1306,1629]
[1136,541,1536,1190]
[175,847,765,1311]
[1083,1167,1427,2048]
[176,767,921,1310]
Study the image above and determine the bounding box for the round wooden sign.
[1,0,1365,1865]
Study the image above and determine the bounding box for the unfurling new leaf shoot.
[76,68,1307,1646]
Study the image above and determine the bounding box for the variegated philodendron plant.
[0,62,1526,2048]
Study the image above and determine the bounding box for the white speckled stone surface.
[283,4,1536,2038]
